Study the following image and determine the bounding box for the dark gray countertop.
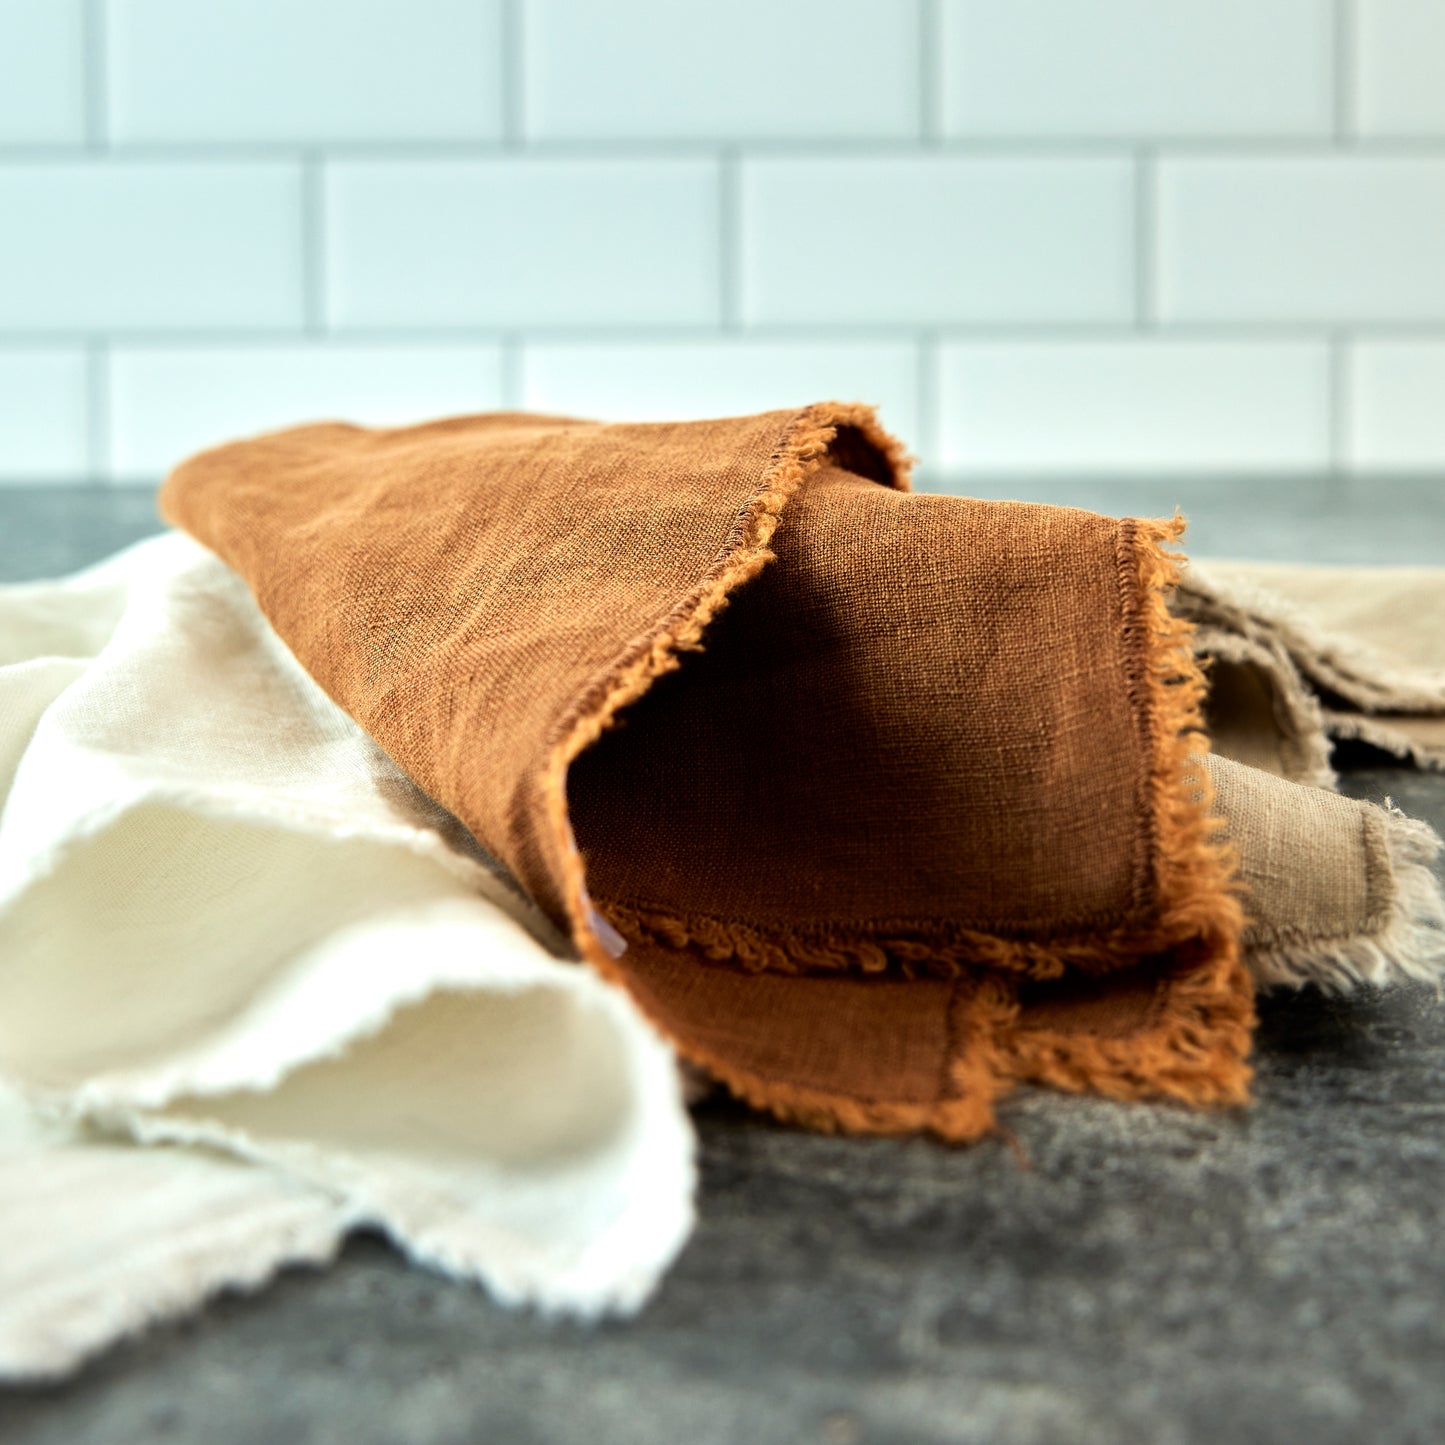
[1,482,1442,1445]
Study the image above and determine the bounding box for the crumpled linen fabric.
[156,401,1444,1142]
[0,533,695,1382]
[155,403,1255,1137]
[1,400,1441,1382]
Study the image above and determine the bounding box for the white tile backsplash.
[1353,0,1445,137]
[0,349,89,481]
[0,163,304,330]
[1158,156,1445,323]
[524,0,919,141]
[107,0,504,144]
[325,159,719,328]
[941,0,1332,139]
[938,340,1330,475]
[0,0,86,144]
[109,344,506,481]
[741,157,1134,325]
[0,2,1442,483]
[1347,341,1445,472]
[523,340,922,448]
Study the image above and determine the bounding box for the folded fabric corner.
[158,403,1258,1142]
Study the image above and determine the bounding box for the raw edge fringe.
[665,1052,998,1142]
[599,898,1240,984]
[600,902,1077,981]
[544,400,914,934]
[1004,515,1255,1110]
[664,976,1014,1144]
[546,468,1256,1135]
[1190,625,1339,789]
[1245,806,1445,994]
[1180,562,1445,717]
[591,525,1265,990]
[1324,710,1445,773]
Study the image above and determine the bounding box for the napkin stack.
[1,402,1440,1379]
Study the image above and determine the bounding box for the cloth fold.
[0,534,694,1381]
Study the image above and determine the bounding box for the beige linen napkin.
[1182,561,1445,783]
[1180,561,1445,991]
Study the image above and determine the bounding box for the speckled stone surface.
[0,483,1441,1445]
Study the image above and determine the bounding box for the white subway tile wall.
[0,1,86,144]
[938,341,1331,474]
[523,340,923,444]
[523,0,921,141]
[1348,341,1445,470]
[109,344,506,480]
[107,0,505,144]
[1353,0,1445,136]
[325,159,719,327]
[740,157,1134,325]
[0,162,305,330]
[939,0,1333,139]
[1157,156,1445,323]
[0,349,89,479]
[0,0,1441,485]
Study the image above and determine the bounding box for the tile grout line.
[718,149,742,330]
[82,0,107,151]
[9,322,1445,347]
[302,153,326,335]
[8,138,1445,162]
[86,339,110,483]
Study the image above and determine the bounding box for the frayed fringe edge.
[544,400,911,941]
[673,975,1015,1144]
[548,474,1256,1136]
[1003,516,1255,1110]
[1324,710,1445,774]
[1189,623,1339,789]
[1003,961,1255,1110]
[1247,806,1445,994]
[1179,562,1445,717]
[603,897,1228,984]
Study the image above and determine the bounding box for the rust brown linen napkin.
[158,403,1255,1141]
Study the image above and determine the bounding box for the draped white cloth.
[0,533,695,1381]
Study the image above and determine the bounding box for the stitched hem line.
[1245,803,1445,993]
[1003,517,1254,1110]
[596,898,1210,984]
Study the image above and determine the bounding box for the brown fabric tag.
[159,403,1252,1140]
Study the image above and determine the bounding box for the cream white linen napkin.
[0,532,696,1382]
